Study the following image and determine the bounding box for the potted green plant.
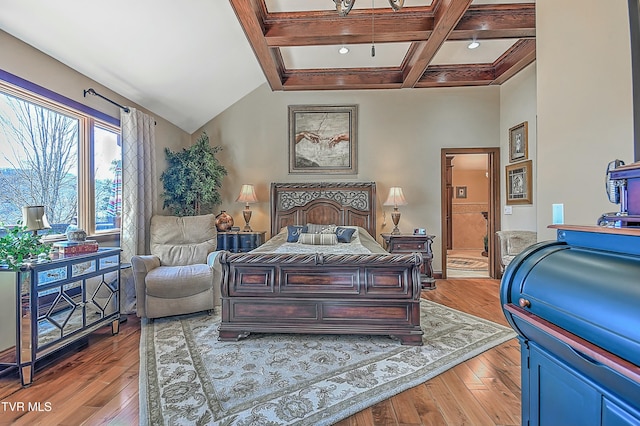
[160,132,228,216]
[0,223,52,271]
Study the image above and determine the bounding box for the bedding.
[254,226,384,255]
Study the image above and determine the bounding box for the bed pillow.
[306,223,337,234]
[286,225,308,242]
[335,226,357,243]
[297,233,339,245]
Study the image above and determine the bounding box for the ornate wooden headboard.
[270,182,377,237]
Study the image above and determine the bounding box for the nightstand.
[381,233,436,290]
[217,231,266,253]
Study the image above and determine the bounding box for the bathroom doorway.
[441,148,500,279]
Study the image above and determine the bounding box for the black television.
[629,0,640,160]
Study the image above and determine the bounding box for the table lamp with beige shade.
[383,187,407,235]
[236,184,258,232]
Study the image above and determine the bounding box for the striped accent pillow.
[306,223,337,234]
[297,233,339,245]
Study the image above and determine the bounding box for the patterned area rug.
[447,255,489,270]
[139,300,515,426]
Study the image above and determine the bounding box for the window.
[94,125,122,232]
[0,70,121,238]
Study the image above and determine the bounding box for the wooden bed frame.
[218,182,424,345]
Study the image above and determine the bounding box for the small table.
[381,233,436,290]
[217,231,266,253]
[0,248,121,386]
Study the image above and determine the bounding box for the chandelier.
[334,0,404,16]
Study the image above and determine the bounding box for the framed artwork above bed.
[288,105,358,174]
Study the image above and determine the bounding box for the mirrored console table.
[0,247,121,386]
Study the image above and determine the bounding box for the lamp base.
[391,208,401,235]
[242,208,253,232]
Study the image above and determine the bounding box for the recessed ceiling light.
[339,46,349,55]
[468,41,480,49]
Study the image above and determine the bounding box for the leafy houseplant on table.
[0,223,52,271]
[160,132,227,216]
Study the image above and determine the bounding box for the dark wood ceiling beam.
[455,4,535,30]
[264,15,435,46]
[282,68,404,90]
[450,4,536,40]
[263,5,534,47]
[492,39,536,85]
[229,0,283,90]
[401,0,474,88]
[416,64,495,88]
[416,39,536,88]
[448,30,535,40]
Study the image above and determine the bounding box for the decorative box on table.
[53,239,99,255]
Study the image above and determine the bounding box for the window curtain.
[120,108,157,313]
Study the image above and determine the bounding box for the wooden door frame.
[440,147,501,279]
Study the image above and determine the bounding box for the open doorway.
[441,148,501,279]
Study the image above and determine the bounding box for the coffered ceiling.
[230,0,535,91]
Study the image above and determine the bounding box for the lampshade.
[383,187,408,207]
[236,184,258,204]
[22,206,51,231]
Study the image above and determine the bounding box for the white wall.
[195,84,502,271]
[536,0,635,240]
[500,63,537,232]
[0,30,191,215]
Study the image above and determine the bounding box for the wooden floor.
[0,278,521,425]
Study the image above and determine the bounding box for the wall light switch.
[552,204,564,224]
[504,206,513,215]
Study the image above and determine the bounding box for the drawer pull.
[519,298,531,308]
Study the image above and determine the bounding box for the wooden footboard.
[218,251,424,345]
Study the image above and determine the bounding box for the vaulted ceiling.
[231,0,536,91]
[0,1,535,133]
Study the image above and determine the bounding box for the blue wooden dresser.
[501,226,640,425]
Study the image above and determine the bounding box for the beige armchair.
[496,230,537,273]
[131,214,223,319]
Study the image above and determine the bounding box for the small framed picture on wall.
[509,121,528,163]
[456,186,467,199]
[506,160,533,205]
